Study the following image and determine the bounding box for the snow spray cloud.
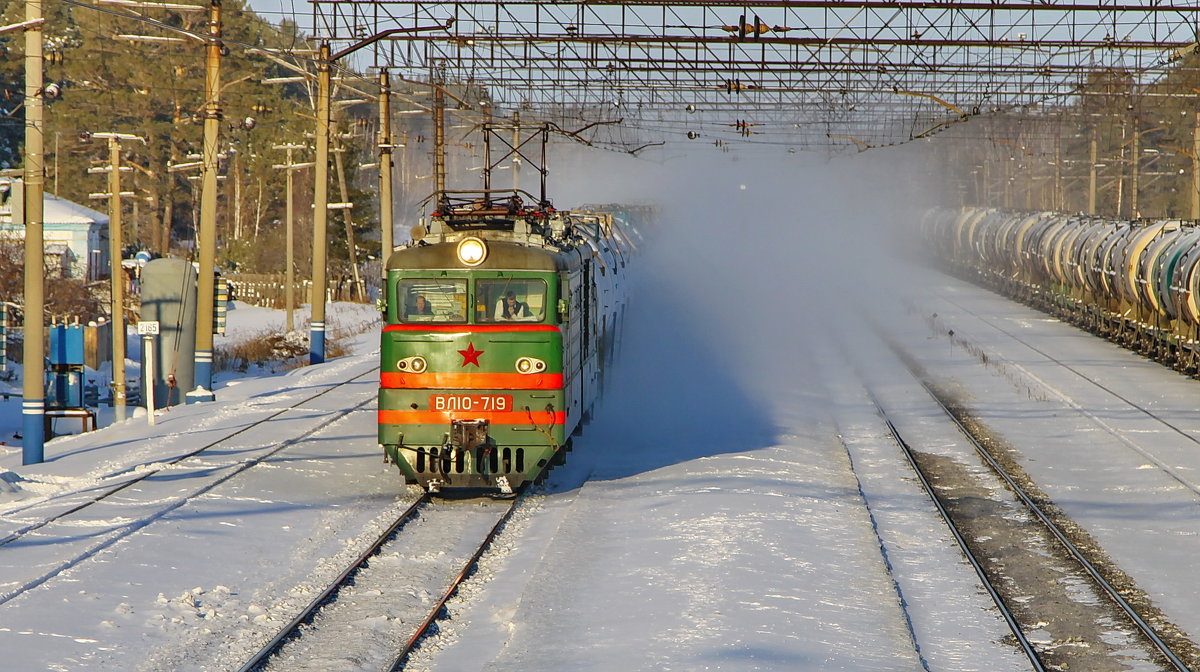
[547,145,936,477]
[553,146,931,386]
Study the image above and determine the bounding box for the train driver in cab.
[495,290,534,321]
[408,294,433,317]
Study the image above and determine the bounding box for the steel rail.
[939,295,1200,455]
[0,390,383,607]
[869,313,1193,672]
[236,494,432,672]
[862,388,1046,671]
[0,363,381,547]
[387,495,521,671]
[928,292,1200,503]
[912,376,1192,672]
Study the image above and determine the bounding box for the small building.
[0,178,109,280]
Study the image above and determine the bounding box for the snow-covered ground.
[4,154,1200,670]
[0,258,1165,672]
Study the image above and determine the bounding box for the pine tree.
[0,1,381,277]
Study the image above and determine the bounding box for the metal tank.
[139,258,197,408]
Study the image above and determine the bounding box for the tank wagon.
[378,193,644,493]
[923,206,1200,373]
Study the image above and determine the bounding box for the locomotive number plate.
[429,394,514,412]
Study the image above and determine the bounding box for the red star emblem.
[458,342,484,367]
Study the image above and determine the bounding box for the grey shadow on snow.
[540,277,782,490]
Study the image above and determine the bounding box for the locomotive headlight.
[397,356,427,373]
[516,356,546,374]
[457,237,488,266]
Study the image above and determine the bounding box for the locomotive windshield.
[396,278,468,323]
[475,278,548,323]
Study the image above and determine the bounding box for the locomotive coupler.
[450,419,490,453]
[447,419,493,471]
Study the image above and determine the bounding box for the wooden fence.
[224,273,369,308]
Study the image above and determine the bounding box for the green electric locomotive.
[378,192,634,493]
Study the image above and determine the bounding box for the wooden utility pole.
[332,143,363,301]
[89,132,145,422]
[272,144,312,333]
[108,137,127,420]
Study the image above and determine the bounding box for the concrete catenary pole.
[433,66,446,203]
[310,26,445,359]
[512,111,521,192]
[1088,128,1099,215]
[1191,113,1200,220]
[1116,119,1127,217]
[192,0,221,399]
[378,68,394,268]
[22,0,45,463]
[1053,134,1063,212]
[1131,117,1141,218]
[310,41,331,364]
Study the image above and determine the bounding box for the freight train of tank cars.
[378,195,646,494]
[923,207,1200,373]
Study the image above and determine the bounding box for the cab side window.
[396,278,468,323]
[475,278,548,323]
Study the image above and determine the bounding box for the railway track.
[240,493,520,672]
[855,335,1196,671]
[934,294,1200,492]
[0,359,381,606]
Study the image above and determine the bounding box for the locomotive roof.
[386,238,563,272]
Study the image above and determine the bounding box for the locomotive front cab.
[378,239,572,493]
